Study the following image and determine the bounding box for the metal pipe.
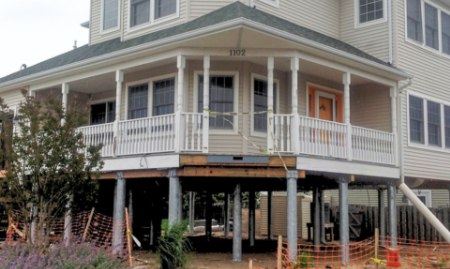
[112,173,126,255]
[224,193,230,237]
[339,179,349,266]
[168,171,180,226]
[249,191,256,247]
[313,187,320,248]
[378,189,386,246]
[287,172,298,261]
[267,191,272,240]
[205,192,212,240]
[63,196,72,246]
[387,184,397,247]
[232,184,242,262]
[188,192,195,235]
[399,183,450,242]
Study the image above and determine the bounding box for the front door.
[318,96,334,121]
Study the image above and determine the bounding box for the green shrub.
[158,220,191,269]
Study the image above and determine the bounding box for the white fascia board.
[102,154,180,171]
[297,156,400,179]
[0,17,409,91]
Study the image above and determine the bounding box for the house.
[0,0,449,264]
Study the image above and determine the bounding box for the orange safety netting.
[6,209,128,253]
[281,238,375,269]
[382,236,450,268]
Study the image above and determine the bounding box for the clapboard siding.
[0,89,26,109]
[339,0,390,62]
[350,84,391,132]
[90,0,339,45]
[395,0,450,182]
[189,0,340,38]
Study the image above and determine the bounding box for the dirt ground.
[133,252,276,269]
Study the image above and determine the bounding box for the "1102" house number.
[229,49,246,56]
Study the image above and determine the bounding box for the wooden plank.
[413,207,418,241]
[179,155,297,168]
[99,170,168,180]
[178,167,291,178]
[407,206,413,240]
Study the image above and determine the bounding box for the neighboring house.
[0,0,449,263]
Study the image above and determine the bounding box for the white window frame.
[258,0,280,8]
[100,0,121,34]
[89,97,116,125]
[124,73,177,120]
[405,0,450,59]
[250,73,280,137]
[407,91,450,152]
[354,0,388,28]
[407,189,432,207]
[127,0,180,33]
[193,71,239,135]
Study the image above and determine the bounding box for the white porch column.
[343,72,352,161]
[61,83,69,125]
[176,55,186,153]
[390,87,398,166]
[202,55,210,153]
[114,70,124,156]
[267,57,275,153]
[290,57,300,154]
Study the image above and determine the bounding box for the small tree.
[0,93,102,246]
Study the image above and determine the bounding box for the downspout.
[397,78,412,184]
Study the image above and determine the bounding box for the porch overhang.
[0,2,409,92]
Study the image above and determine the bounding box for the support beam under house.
[339,178,349,266]
[249,191,256,247]
[112,172,126,255]
[232,184,242,262]
[168,170,180,226]
[287,171,298,262]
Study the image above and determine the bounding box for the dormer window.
[130,0,179,29]
[102,0,119,31]
[356,0,386,27]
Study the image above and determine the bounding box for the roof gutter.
[0,18,409,91]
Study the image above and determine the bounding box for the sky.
[0,0,90,78]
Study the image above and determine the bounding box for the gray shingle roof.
[0,2,396,85]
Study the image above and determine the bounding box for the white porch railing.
[116,114,176,156]
[181,112,203,152]
[77,123,115,157]
[273,114,292,153]
[351,126,396,165]
[77,112,396,166]
[298,116,348,159]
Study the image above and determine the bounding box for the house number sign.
[229,48,246,56]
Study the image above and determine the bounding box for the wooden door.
[318,96,334,121]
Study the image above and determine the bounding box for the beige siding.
[189,0,340,38]
[350,84,391,132]
[90,0,189,44]
[395,0,450,181]
[0,89,26,109]
[339,0,390,62]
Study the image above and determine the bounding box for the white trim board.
[102,154,180,171]
[296,156,400,179]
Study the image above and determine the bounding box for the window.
[409,95,424,143]
[130,0,150,27]
[91,101,116,125]
[425,3,439,50]
[152,78,175,116]
[128,84,149,119]
[407,190,432,207]
[130,0,178,28]
[253,78,277,133]
[102,0,119,31]
[407,0,423,42]
[198,75,235,130]
[445,106,450,148]
[427,101,441,146]
[442,12,450,55]
[358,0,385,24]
[155,0,177,20]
